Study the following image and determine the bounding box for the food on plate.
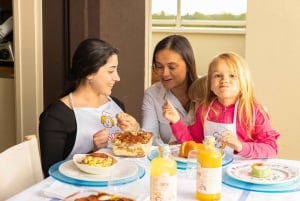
[220,141,226,149]
[179,141,203,158]
[112,131,154,157]
[74,192,135,201]
[250,162,273,178]
[81,152,117,167]
[73,152,118,175]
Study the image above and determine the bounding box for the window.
[152,0,247,32]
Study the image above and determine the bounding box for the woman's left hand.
[93,128,109,151]
[221,130,243,152]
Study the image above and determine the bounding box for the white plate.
[73,153,118,175]
[226,161,300,185]
[169,145,224,163]
[169,145,191,163]
[59,159,138,182]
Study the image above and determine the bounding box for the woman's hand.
[116,112,139,131]
[162,99,180,124]
[221,130,243,152]
[93,128,109,151]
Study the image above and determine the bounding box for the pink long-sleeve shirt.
[170,100,280,159]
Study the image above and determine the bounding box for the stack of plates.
[223,160,300,193]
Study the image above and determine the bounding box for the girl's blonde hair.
[200,52,266,136]
[188,75,207,112]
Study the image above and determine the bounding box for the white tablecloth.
[7,148,300,201]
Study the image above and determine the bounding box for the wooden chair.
[0,135,44,200]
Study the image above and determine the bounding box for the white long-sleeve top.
[141,82,194,144]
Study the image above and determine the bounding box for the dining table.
[7,146,300,201]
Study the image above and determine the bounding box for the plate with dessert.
[226,161,300,185]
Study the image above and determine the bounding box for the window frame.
[151,0,246,34]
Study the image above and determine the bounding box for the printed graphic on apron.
[100,111,115,128]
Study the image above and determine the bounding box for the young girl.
[163,52,280,159]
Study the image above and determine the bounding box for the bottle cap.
[158,144,170,157]
[203,136,216,145]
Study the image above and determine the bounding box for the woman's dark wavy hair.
[152,34,198,87]
[62,38,119,96]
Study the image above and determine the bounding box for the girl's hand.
[221,130,243,152]
[162,99,180,124]
[116,112,139,131]
[93,128,109,151]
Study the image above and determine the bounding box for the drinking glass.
[186,149,199,179]
[107,159,141,200]
[107,163,126,196]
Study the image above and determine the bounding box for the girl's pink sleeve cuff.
[170,119,192,143]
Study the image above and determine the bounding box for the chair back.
[0,135,44,200]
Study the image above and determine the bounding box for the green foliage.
[152,12,175,20]
[153,11,246,20]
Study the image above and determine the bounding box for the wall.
[152,32,245,77]
[99,0,146,122]
[0,78,15,151]
[42,0,66,109]
[0,0,15,151]
[246,0,300,160]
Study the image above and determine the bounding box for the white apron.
[203,99,238,155]
[66,93,123,160]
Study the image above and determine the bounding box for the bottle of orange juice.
[196,136,222,201]
[150,144,177,201]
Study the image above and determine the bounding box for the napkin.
[41,180,81,199]
[41,180,151,201]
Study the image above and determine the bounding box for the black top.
[39,96,125,177]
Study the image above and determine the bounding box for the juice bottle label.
[150,174,177,201]
[196,166,222,194]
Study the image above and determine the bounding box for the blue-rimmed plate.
[222,168,300,193]
[147,147,233,169]
[49,160,145,187]
[226,161,300,185]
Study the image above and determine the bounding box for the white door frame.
[13,0,43,142]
